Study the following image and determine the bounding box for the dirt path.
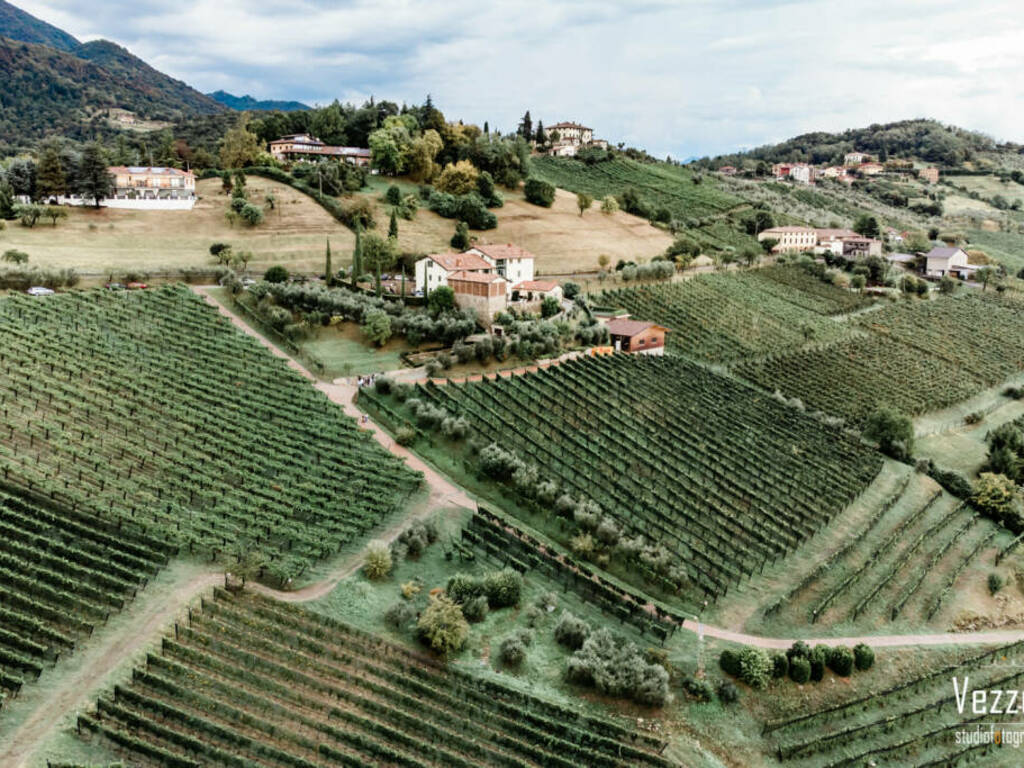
[2,569,223,768]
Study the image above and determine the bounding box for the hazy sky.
[18,0,1024,158]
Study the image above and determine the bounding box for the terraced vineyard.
[78,589,676,768]
[0,286,421,584]
[407,354,882,600]
[765,640,1024,767]
[0,486,171,714]
[735,293,1024,425]
[763,474,1006,628]
[596,268,863,363]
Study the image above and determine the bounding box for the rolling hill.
[0,0,79,51]
[209,90,310,112]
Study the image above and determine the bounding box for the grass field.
[1,178,355,275]
[357,175,674,275]
[965,228,1024,273]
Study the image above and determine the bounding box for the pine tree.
[518,111,533,142]
[0,181,16,220]
[388,209,399,239]
[78,143,111,208]
[484,121,489,135]
[325,238,333,287]
[535,121,547,146]
[36,145,67,199]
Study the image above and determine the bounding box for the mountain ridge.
[208,90,310,112]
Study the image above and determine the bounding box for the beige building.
[919,167,940,184]
[269,134,371,167]
[758,226,817,253]
[512,280,562,302]
[466,244,535,288]
[858,162,884,176]
[414,252,493,295]
[448,271,508,323]
[925,247,970,277]
[547,122,593,145]
[844,151,871,166]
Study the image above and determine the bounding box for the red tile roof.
[605,318,667,337]
[426,252,492,271]
[513,280,559,292]
[469,244,536,262]
[108,166,192,176]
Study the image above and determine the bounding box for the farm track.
[5,285,1022,767]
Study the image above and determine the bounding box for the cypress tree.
[388,209,399,239]
[351,223,362,288]
[324,238,333,286]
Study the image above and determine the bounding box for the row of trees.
[1,141,112,206]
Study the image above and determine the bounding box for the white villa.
[465,244,535,287]
[414,252,493,295]
[38,167,197,210]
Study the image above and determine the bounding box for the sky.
[16,0,1024,159]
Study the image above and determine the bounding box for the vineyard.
[77,589,676,768]
[0,486,171,714]
[0,286,421,585]
[596,267,865,363]
[762,473,1006,628]
[390,354,882,601]
[734,293,1024,425]
[764,640,1024,767]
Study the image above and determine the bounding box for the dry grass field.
[0,177,354,276]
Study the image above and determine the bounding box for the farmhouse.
[919,166,940,184]
[448,270,507,323]
[269,134,372,167]
[758,226,817,253]
[604,318,668,355]
[414,252,492,294]
[857,162,884,176]
[45,167,197,210]
[844,151,871,165]
[924,246,971,278]
[466,244,536,287]
[718,166,738,175]
[788,164,816,184]
[547,122,593,146]
[512,280,562,302]
[840,237,883,259]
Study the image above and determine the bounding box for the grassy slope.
[2,177,355,275]
[358,175,673,274]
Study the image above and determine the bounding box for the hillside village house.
[414,252,492,294]
[718,166,738,175]
[546,121,607,157]
[919,167,940,184]
[844,152,871,165]
[604,318,668,355]
[857,162,884,176]
[447,271,507,323]
[512,280,562,302]
[758,226,817,252]
[924,246,974,278]
[466,244,535,287]
[841,237,883,259]
[788,164,816,184]
[39,167,197,210]
[269,134,372,167]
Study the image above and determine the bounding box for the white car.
[26,286,55,296]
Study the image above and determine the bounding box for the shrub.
[737,647,772,689]
[384,600,417,629]
[462,594,489,623]
[990,572,1005,595]
[446,572,484,604]
[854,643,875,671]
[554,611,591,650]
[374,377,393,395]
[566,629,669,706]
[827,646,855,677]
[789,656,811,683]
[771,653,789,679]
[681,676,714,702]
[483,568,522,608]
[524,178,556,207]
[809,645,829,682]
[716,680,739,704]
[395,426,416,446]
[239,203,265,226]
[499,634,528,667]
[363,540,392,580]
[417,594,469,655]
[385,184,403,206]
[264,265,289,283]
[562,281,581,300]
[719,649,741,677]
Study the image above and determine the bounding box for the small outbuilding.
[604,318,669,355]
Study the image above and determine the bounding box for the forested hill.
[0,36,224,149]
[704,119,1004,168]
[209,90,311,112]
[0,0,79,51]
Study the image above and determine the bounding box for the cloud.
[14,0,1024,157]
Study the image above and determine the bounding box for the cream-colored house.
[547,122,593,145]
[758,226,817,253]
[924,247,970,277]
[414,252,492,294]
[466,244,535,289]
[844,152,871,166]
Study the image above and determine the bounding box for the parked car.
[26,286,54,296]
[105,283,125,291]
[126,282,148,290]
[240,277,257,287]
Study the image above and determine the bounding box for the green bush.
[827,646,855,677]
[524,178,556,207]
[989,572,1005,595]
[363,540,392,580]
[417,594,469,655]
[681,676,714,702]
[384,600,417,629]
[853,643,875,671]
[554,611,591,650]
[445,572,484,603]
[737,647,772,689]
[809,645,829,682]
[566,628,669,706]
[716,680,739,704]
[462,594,489,623]
[264,265,289,283]
[500,633,528,667]
[789,656,811,684]
[394,426,416,446]
[771,653,789,679]
[484,568,522,608]
[719,649,741,677]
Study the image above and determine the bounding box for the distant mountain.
[0,0,79,51]
[209,90,310,112]
[75,39,223,116]
[0,36,224,148]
